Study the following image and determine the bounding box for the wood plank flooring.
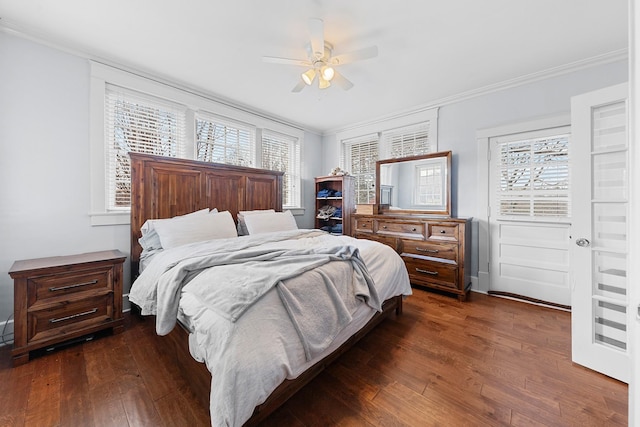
[0,289,627,426]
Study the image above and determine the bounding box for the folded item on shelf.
[333,207,342,218]
[317,188,335,198]
[317,205,337,220]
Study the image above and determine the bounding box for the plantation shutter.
[343,134,379,204]
[261,130,300,208]
[105,85,186,209]
[495,128,571,218]
[195,113,255,167]
[382,122,433,159]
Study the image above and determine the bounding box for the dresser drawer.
[400,240,457,262]
[28,294,113,342]
[355,218,374,232]
[355,232,399,252]
[403,257,457,290]
[377,221,424,238]
[426,223,459,241]
[30,267,112,304]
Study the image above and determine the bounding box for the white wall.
[0,32,323,338]
[322,59,629,285]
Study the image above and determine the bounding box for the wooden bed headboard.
[129,152,284,275]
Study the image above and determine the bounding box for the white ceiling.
[0,0,629,133]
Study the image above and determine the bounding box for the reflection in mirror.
[376,151,452,216]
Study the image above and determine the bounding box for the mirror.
[376,151,452,216]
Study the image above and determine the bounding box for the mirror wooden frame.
[375,150,452,216]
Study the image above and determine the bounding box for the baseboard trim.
[487,290,571,311]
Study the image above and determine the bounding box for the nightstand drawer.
[30,267,112,303]
[377,221,424,238]
[400,240,457,262]
[403,257,457,289]
[28,294,112,342]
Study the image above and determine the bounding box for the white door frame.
[628,0,639,423]
[476,114,570,294]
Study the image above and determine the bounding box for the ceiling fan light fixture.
[301,69,316,85]
[318,75,331,89]
[321,65,335,81]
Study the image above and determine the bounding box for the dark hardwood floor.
[0,289,627,426]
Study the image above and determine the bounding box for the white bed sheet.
[174,233,411,427]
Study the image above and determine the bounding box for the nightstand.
[9,250,126,366]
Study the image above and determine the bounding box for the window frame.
[90,62,304,225]
[412,158,447,210]
[260,129,301,209]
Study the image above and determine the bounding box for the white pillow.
[139,208,212,251]
[236,209,276,236]
[154,210,237,249]
[243,211,298,235]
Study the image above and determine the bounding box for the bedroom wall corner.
[299,130,324,228]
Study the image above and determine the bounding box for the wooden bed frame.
[129,152,403,426]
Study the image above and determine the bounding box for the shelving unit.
[314,175,355,236]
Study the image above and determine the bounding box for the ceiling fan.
[263,18,378,92]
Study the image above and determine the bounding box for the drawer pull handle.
[382,225,388,229]
[440,230,446,234]
[49,308,98,324]
[411,228,417,232]
[49,280,98,292]
[416,268,438,275]
[416,247,439,253]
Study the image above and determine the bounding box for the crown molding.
[1,19,626,138]
[325,49,628,137]
[0,20,323,136]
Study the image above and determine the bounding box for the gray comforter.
[129,229,381,360]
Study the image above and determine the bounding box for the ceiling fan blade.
[292,80,307,93]
[330,45,378,65]
[332,71,354,91]
[309,18,325,59]
[263,56,312,67]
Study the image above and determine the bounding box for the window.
[496,129,571,218]
[91,62,303,224]
[105,85,186,210]
[414,162,444,206]
[340,109,439,205]
[196,113,255,166]
[384,123,433,158]
[343,134,379,204]
[261,130,300,208]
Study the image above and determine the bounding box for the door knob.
[576,238,590,247]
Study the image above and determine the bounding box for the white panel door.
[571,83,629,383]
[489,127,572,306]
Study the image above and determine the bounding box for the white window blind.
[196,113,255,167]
[383,122,433,158]
[261,130,300,208]
[105,85,186,209]
[496,131,571,218]
[343,134,379,204]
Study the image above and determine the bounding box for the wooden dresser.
[354,214,471,301]
[9,250,126,366]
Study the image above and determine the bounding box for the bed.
[127,152,412,426]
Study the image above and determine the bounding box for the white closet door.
[570,83,629,383]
